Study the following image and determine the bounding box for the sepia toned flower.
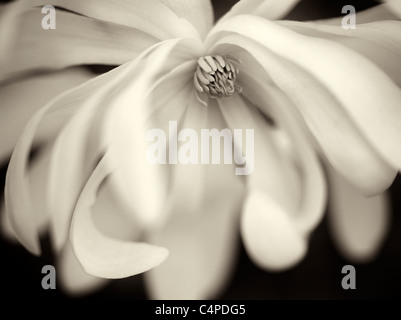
[0,0,400,299]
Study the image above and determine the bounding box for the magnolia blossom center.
[194,55,242,106]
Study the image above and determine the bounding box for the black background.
[1,0,401,300]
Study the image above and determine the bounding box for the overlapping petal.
[2,0,400,299]
[207,17,401,194]
[218,88,325,270]
[4,38,201,255]
[54,38,202,279]
[236,68,327,235]
[0,7,158,80]
[145,97,245,299]
[222,0,300,21]
[0,0,24,67]
[70,151,169,279]
[26,0,199,39]
[219,92,307,270]
[219,94,300,216]
[383,0,401,18]
[327,164,391,263]
[1,144,54,242]
[159,0,214,38]
[241,190,307,271]
[0,0,205,80]
[277,20,401,86]
[58,241,109,296]
[59,170,150,294]
[100,43,202,231]
[0,68,93,163]
[313,4,400,25]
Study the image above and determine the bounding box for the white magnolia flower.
[1,0,401,299]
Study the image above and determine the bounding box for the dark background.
[2,0,401,300]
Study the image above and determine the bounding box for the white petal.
[158,92,208,227]
[100,40,201,231]
[277,20,401,86]
[0,201,17,243]
[58,174,144,295]
[22,0,198,39]
[383,0,401,18]
[208,20,399,195]
[219,94,310,271]
[208,45,326,234]
[221,0,300,22]
[91,178,143,242]
[58,242,109,296]
[0,68,93,163]
[4,39,200,254]
[236,67,327,235]
[1,7,159,79]
[46,65,144,251]
[313,4,400,25]
[145,101,245,299]
[71,152,169,279]
[327,164,391,263]
[210,43,326,242]
[158,0,214,38]
[241,190,307,271]
[0,0,24,67]
[224,41,390,196]
[26,146,52,234]
[219,94,300,215]
[47,39,199,251]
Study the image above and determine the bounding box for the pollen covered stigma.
[194,55,242,106]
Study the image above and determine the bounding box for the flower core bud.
[194,55,242,106]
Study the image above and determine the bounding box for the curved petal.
[241,190,307,271]
[100,43,201,231]
[277,20,401,86]
[219,94,300,215]
[154,92,208,229]
[159,0,214,38]
[210,44,325,236]
[219,93,311,270]
[0,201,16,243]
[58,241,109,296]
[220,0,300,22]
[4,38,201,254]
[0,0,24,68]
[47,38,200,251]
[45,64,145,250]
[327,164,391,263]
[1,7,159,80]
[0,67,94,163]
[237,71,327,235]
[208,16,401,172]
[382,0,401,18]
[17,0,199,39]
[312,4,400,25]
[24,146,52,234]
[70,152,169,279]
[226,38,396,195]
[207,20,400,194]
[145,99,245,299]
[91,174,146,244]
[59,166,149,295]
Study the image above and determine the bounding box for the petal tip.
[241,191,307,272]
